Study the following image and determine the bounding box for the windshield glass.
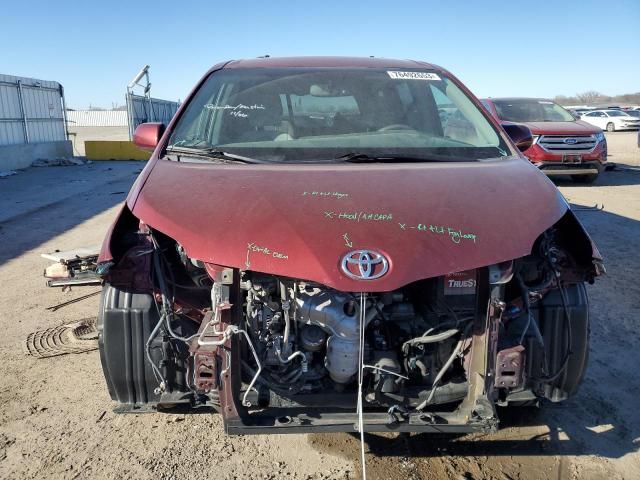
[167,68,510,162]
[606,110,627,117]
[492,99,575,122]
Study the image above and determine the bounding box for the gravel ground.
[0,132,638,480]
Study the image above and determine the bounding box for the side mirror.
[133,123,165,152]
[502,122,533,152]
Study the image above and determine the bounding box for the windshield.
[606,110,627,117]
[492,99,575,122]
[167,68,510,162]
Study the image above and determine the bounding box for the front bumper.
[524,142,606,176]
[535,161,604,177]
[224,409,498,434]
[617,124,640,131]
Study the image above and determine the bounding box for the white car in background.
[581,110,640,132]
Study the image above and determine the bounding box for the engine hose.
[280,280,292,353]
[416,322,473,410]
[419,382,469,406]
[417,341,463,409]
[402,328,459,353]
[531,280,573,383]
[149,243,196,342]
[280,366,305,384]
[145,314,167,394]
[276,349,308,372]
[241,361,305,395]
[516,272,545,347]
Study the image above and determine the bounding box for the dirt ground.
[0,132,638,480]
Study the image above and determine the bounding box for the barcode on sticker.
[387,71,441,81]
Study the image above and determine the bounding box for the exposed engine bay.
[98,214,597,434]
[237,272,474,410]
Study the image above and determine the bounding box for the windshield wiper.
[335,152,455,163]
[165,146,265,164]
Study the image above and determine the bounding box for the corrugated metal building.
[0,73,71,170]
[0,73,67,146]
[66,110,128,127]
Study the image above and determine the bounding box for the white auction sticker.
[387,71,441,81]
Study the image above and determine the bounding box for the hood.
[130,157,567,292]
[523,120,601,135]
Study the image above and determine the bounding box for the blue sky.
[3,0,638,108]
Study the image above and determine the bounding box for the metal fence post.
[124,65,179,139]
[16,80,30,144]
[147,96,155,122]
[59,84,69,141]
[126,93,134,140]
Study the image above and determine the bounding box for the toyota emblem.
[341,250,389,280]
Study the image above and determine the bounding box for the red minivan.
[97,58,602,436]
[482,98,607,183]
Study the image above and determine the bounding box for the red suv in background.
[482,98,607,183]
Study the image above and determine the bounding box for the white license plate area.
[562,154,582,164]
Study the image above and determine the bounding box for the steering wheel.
[377,124,414,132]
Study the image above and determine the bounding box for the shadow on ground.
[354,402,637,460]
[552,165,640,188]
[0,162,142,266]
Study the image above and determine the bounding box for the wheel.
[571,173,599,184]
[606,122,615,132]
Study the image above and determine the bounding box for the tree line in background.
[555,91,640,106]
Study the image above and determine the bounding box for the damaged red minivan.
[97,57,603,435]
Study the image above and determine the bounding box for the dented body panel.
[97,57,603,437]
[128,157,567,292]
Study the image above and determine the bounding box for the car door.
[607,112,628,130]
[583,111,606,129]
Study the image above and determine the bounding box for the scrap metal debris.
[31,157,89,167]
[24,317,98,358]
[42,246,102,287]
[571,203,605,212]
[46,290,101,312]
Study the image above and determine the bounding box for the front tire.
[606,122,615,132]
